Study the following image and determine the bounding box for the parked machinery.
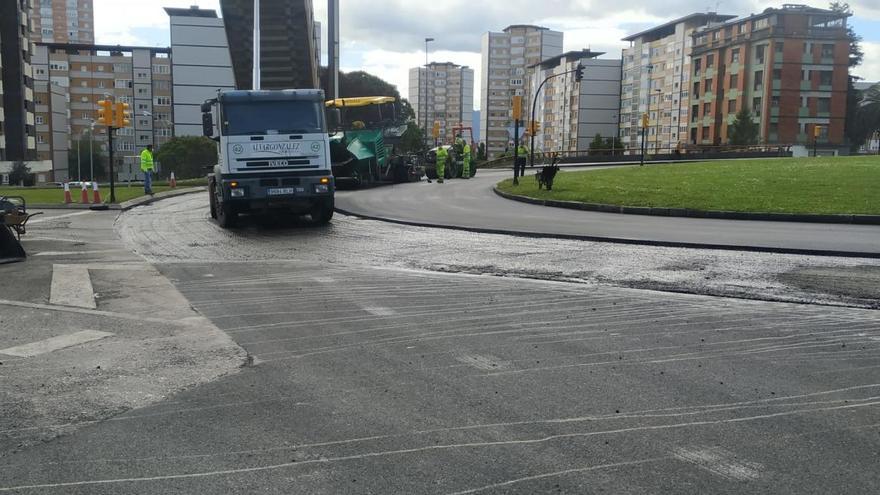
[326,97,423,187]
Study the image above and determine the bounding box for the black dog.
[536,164,560,190]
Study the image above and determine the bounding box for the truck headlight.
[314,184,329,193]
[230,188,245,198]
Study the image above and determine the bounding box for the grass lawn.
[497,156,880,215]
[0,185,171,205]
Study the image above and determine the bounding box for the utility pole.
[76,138,81,181]
[253,0,260,90]
[327,0,339,99]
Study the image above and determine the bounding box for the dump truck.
[201,89,334,228]
[326,96,423,187]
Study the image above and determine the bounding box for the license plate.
[268,159,288,167]
[268,187,295,196]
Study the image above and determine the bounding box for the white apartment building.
[619,13,734,153]
[408,62,474,144]
[480,25,562,158]
[530,50,622,153]
[30,0,95,44]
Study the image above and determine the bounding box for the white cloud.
[855,41,880,82]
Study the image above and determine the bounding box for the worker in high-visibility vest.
[435,146,448,184]
[140,144,155,195]
[515,144,528,177]
[462,142,472,179]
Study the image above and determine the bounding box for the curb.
[492,187,880,226]
[333,206,880,260]
[29,187,206,211]
[118,186,206,211]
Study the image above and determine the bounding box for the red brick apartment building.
[688,4,850,147]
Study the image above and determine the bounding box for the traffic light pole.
[512,117,521,185]
[530,64,584,168]
[108,126,116,203]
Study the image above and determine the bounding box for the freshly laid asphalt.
[335,167,880,256]
[0,196,877,493]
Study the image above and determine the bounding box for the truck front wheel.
[311,197,334,225]
[214,186,237,228]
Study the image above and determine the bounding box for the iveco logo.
[232,144,244,154]
[252,143,301,154]
[310,142,322,152]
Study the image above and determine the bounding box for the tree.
[154,136,217,179]
[67,138,108,181]
[728,108,760,145]
[589,133,607,151]
[829,2,863,67]
[321,68,416,122]
[399,122,424,153]
[9,161,33,186]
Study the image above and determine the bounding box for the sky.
[94,0,880,111]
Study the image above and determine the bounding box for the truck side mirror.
[326,108,341,131]
[202,112,213,138]
[200,101,212,113]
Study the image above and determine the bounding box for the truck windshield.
[223,100,324,135]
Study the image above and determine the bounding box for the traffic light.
[96,99,113,126]
[641,113,649,128]
[574,63,584,82]
[114,102,130,128]
[512,95,523,120]
[813,125,823,138]
[529,121,541,134]
[432,121,440,139]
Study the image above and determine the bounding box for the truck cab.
[202,89,334,228]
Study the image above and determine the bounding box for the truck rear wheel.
[209,182,218,219]
[311,198,334,225]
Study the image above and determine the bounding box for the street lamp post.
[88,120,95,182]
[424,37,434,148]
[76,137,81,181]
[654,89,662,154]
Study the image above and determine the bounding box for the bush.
[9,161,34,186]
[154,136,218,179]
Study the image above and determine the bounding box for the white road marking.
[0,330,113,358]
[312,276,335,283]
[27,211,92,224]
[34,249,125,256]
[456,354,510,371]
[673,446,763,481]
[49,264,96,309]
[361,305,396,316]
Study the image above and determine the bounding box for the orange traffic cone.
[92,182,102,204]
[80,183,89,203]
[63,182,72,203]
[169,172,177,189]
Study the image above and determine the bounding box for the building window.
[693,81,700,98]
[728,100,736,113]
[752,97,762,116]
[803,42,812,54]
[706,54,714,68]
[755,45,766,65]
[771,95,780,107]
[820,71,833,86]
[705,79,713,92]
[731,48,740,63]
[152,64,170,74]
[703,102,711,115]
[821,44,834,58]
[38,135,46,144]
[772,68,782,80]
[115,79,132,89]
[753,70,764,90]
[752,18,769,31]
[35,116,44,125]
[817,97,831,113]
[730,74,739,87]
[702,127,710,140]
[96,65,104,71]
[693,58,701,74]
[136,71,148,79]
[81,65,88,72]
